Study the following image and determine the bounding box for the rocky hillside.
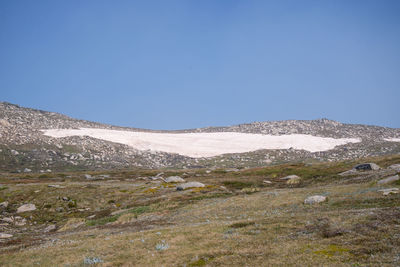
[1,102,399,171]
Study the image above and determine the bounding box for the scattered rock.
[44,224,57,232]
[62,197,70,201]
[304,195,327,204]
[17,203,36,213]
[0,233,13,239]
[23,168,32,173]
[388,164,400,172]
[377,175,399,185]
[378,188,399,196]
[165,176,185,183]
[263,180,272,184]
[176,182,205,191]
[354,163,380,171]
[84,174,93,179]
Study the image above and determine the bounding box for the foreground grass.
[0,155,399,266]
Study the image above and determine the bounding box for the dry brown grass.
[1,155,400,266]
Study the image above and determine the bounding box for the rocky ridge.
[1,102,400,171]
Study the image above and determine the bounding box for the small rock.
[354,163,380,171]
[0,233,13,239]
[23,168,32,173]
[84,174,93,179]
[48,184,65,188]
[338,169,357,176]
[17,204,36,213]
[176,182,205,191]
[0,201,9,208]
[44,224,57,232]
[378,188,399,196]
[377,175,399,185]
[56,207,64,212]
[280,175,301,185]
[1,217,13,223]
[304,195,327,204]
[263,180,272,184]
[15,218,27,226]
[280,175,300,180]
[62,197,70,201]
[165,176,185,183]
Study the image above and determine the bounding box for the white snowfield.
[42,128,361,158]
[384,138,400,142]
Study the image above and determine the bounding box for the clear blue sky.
[1,1,399,129]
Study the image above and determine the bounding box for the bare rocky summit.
[1,102,400,171]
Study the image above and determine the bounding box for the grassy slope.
[0,155,399,266]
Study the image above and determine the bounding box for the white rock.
[304,195,327,204]
[0,233,13,239]
[263,180,272,184]
[23,168,32,173]
[176,182,205,191]
[17,204,36,213]
[377,175,399,185]
[165,176,185,183]
[378,188,399,196]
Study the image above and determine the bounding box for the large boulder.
[354,163,380,171]
[165,176,185,183]
[377,175,399,185]
[17,203,36,213]
[176,182,205,191]
[304,195,327,204]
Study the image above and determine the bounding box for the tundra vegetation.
[0,155,399,266]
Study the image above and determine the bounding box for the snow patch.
[42,128,360,158]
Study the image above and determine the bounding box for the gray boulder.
[165,176,185,183]
[176,182,205,191]
[304,195,327,204]
[377,175,399,185]
[17,203,36,213]
[354,163,380,171]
